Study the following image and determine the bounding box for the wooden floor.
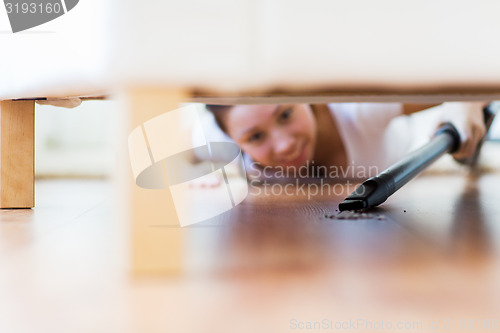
[1,143,500,333]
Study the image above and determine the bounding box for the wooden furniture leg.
[0,100,35,209]
[123,87,188,275]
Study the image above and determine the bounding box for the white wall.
[35,100,117,177]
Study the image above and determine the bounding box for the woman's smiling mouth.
[281,141,308,167]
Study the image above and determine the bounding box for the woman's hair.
[205,104,233,133]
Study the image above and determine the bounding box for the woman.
[202,102,487,180]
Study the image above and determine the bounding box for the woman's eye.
[248,132,264,143]
[279,108,293,121]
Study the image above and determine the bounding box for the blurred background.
[35,100,117,178]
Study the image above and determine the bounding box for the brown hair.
[205,104,233,133]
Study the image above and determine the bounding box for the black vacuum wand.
[338,122,461,212]
[339,104,497,212]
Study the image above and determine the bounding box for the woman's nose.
[272,132,295,155]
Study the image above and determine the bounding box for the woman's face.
[224,104,317,167]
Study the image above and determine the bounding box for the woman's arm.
[403,102,488,161]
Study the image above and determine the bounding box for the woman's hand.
[439,102,487,161]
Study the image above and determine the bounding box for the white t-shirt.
[328,103,411,174]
